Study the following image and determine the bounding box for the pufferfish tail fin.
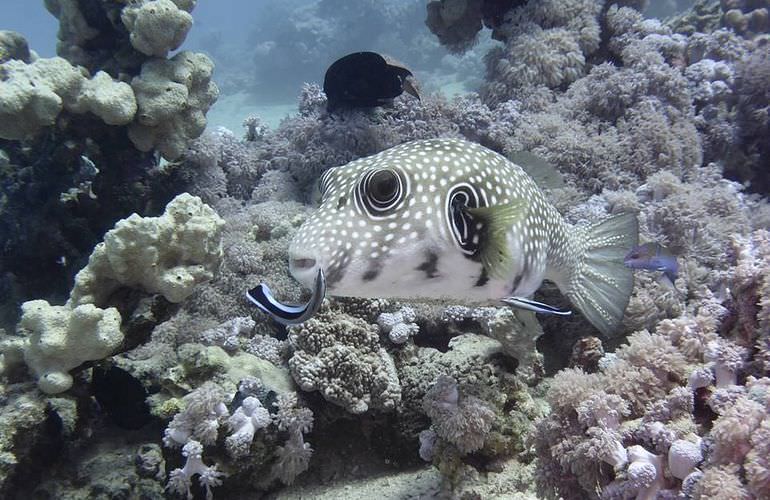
[564,213,639,336]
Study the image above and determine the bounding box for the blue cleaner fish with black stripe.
[261,138,638,335]
[624,241,678,286]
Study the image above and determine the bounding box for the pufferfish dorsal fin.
[466,198,528,280]
[508,151,565,190]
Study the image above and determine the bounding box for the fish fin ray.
[467,199,527,279]
[564,213,639,336]
[508,151,565,190]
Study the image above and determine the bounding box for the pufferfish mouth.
[290,258,317,270]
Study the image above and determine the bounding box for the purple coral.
[704,338,748,388]
[271,429,313,486]
[270,392,314,485]
[626,445,665,499]
[746,417,770,495]
[668,438,702,480]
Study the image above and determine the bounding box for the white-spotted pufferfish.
[288,138,638,335]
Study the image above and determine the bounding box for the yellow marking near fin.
[467,199,527,279]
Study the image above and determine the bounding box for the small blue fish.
[246,268,326,325]
[624,242,678,284]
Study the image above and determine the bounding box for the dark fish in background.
[92,365,151,430]
[323,51,420,111]
[624,241,678,284]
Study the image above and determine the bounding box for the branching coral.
[167,440,225,500]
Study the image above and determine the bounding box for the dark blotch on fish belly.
[362,267,381,281]
[325,257,348,286]
[474,268,489,287]
[416,251,440,278]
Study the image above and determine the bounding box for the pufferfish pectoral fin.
[466,199,528,280]
[501,296,573,316]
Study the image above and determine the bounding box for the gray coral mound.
[288,308,401,414]
[423,374,495,454]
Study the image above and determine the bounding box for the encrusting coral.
[2,0,218,160]
[0,57,137,140]
[128,51,219,160]
[16,301,123,394]
[68,193,225,307]
[121,0,194,58]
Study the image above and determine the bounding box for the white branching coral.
[167,440,224,500]
[225,396,271,458]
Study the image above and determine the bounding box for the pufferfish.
[283,138,638,335]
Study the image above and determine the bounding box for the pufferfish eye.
[356,167,407,217]
[368,169,399,205]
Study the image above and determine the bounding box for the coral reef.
[167,440,225,500]
[17,301,123,394]
[121,0,194,58]
[2,0,770,498]
[0,57,136,140]
[0,0,219,331]
[422,374,495,454]
[378,306,420,344]
[128,51,219,160]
